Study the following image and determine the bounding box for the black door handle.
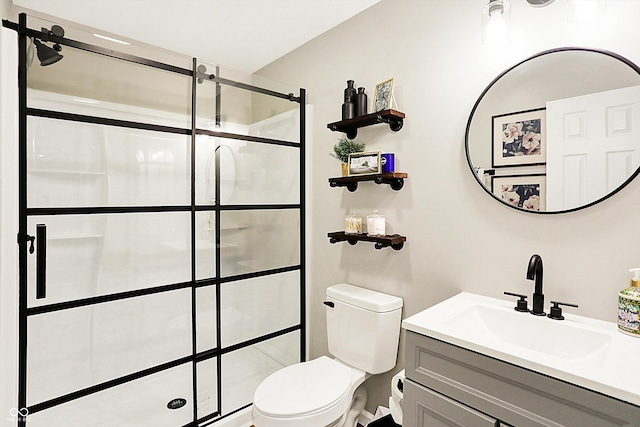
[36,224,46,299]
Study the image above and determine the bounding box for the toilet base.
[335,384,367,427]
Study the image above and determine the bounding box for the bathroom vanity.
[402,293,640,427]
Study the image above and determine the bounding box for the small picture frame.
[492,108,546,167]
[492,174,546,211]
[373,78,395,112]
[348,151,382,176]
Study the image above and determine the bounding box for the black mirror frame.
[465,47,640,214]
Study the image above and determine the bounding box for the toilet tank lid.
[327,284,403,312]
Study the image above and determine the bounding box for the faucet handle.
[547,300,579,320]
[504,291,529,312]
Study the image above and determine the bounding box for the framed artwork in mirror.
[492,108,546,167]
[348,151,381,176]
[373,78,395,112]
[492,174,546,211]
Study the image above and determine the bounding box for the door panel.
[25,364,194,427]
[26,213,191,307]
[546,85,640,210]
[220,271,300,347]
[26,288,191,405]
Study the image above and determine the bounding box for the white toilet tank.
[325,284,403,375]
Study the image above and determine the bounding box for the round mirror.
[465,48,640,213]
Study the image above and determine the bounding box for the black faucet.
[527,254,546,316]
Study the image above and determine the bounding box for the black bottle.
[355,87,367,116]
[344,80,356,103]
[342,95,355,120]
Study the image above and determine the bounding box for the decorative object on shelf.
[328,172,408,192]
[342,96,355,120]
[381,153,395,173]
[374,78,396,112]
[348,151,381,176]
[355,87,368,117]
[344,210,363,235]
[327,231,405,250]
[344,80,357,102]
[327,109,405,140]
[330,137,366,177]
[342,80,357,120]
[366,210,385,236]
[492,108,546,167]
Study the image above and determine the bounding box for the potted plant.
[330,137,365,176]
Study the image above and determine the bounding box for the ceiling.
[12,0,380,73]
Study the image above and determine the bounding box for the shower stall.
[3,13,306,427]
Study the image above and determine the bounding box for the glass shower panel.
[222,138,299,205]
[195,136,299,206]
[194,134,217,206]
[220,209,300,276]
[195,61,299,142]
[221,331,300,414]
[27,44,192,128]
[27,117,190,208]
[26,212,191,307]
[24,364,193,427]
[220,271,300,347]
[26,288,191,406]
[196,357,219,420]
[196,286,217,353]
[195,211,217,280]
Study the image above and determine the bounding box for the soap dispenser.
[618,268,640,337]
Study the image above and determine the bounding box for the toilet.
[252,283,403,427]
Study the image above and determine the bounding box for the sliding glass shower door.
[7,13,305,427]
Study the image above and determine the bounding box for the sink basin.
[402,292,640,407]
[444,304,611,359]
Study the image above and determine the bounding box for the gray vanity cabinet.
[404,379,501,426]
[404,331,640,427]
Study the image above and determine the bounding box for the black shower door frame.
[5,12,306,427]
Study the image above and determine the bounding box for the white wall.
[256,0,640,413]
[0,0,19,425]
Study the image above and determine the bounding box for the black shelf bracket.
[329,173,407,192]
[328,231,406,251]
[327,109,405,140]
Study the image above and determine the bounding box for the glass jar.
[366,210,386,236]
[345,210,363,235]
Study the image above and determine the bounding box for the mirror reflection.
[466,48,640,213]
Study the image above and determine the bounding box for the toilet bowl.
[252,284,403,427]
[252,356,368,427]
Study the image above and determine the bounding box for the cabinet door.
[404,379,498,427]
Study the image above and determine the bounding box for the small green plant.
[330,137,365,163]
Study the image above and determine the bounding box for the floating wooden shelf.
[328,231,406,250]
[329,172,408,192]
[327,109,405,139]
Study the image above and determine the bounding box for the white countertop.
[402,292,640,407]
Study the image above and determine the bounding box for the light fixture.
[33,38,63,66]
[483,0,511,48]
[33,24,65,66]
[567,0,606,23]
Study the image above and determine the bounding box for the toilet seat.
[253,356,354,418]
